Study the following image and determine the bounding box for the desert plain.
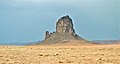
[0,44,120,64]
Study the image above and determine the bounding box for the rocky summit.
[56,15,75,35]
[38,15,89,45]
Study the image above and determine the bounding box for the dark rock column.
[45,31,50,39]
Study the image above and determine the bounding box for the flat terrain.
[0,44,120,64]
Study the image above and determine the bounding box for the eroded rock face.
[56,15,75,35]
[42,15,85,44]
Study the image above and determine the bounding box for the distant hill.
[0,41,41,46]
[92,40,120,44]
[0,43,30,46]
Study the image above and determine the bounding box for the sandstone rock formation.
[56,15,75,35]
[39,15,89,45]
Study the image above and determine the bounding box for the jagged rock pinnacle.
[56,15,75,36]
[45,31,50,39]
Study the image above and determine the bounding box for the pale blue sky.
[0,0,119,43]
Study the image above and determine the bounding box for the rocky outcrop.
[39,15,88,45]
[56,15,75,35]
[45,31,50,39]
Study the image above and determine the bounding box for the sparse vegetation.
[58,61,63,63]
[0,45,119,64]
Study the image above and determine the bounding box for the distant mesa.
[37,15,91,45]
[92,40,120,44]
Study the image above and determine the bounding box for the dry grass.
[0,44,120,64]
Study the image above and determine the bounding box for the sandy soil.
[0,44,120,64]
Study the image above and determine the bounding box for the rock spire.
[40,15,86,44]
[56,15,75,35]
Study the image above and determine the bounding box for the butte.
[36,15,91,45]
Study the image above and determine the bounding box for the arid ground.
[0,44,120,64]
